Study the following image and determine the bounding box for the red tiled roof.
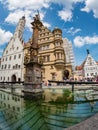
[76,65,83,70]
[76,57,87,70]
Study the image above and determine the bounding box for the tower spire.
[13,16,26,39]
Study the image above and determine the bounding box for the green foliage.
[63,89,71,98]
[49,89,73,104]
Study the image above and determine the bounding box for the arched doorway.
[11,75,16,82]
[63,70,69,80]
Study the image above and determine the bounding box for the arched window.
[11,75,16,82]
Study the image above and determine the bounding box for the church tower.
[13,16,26,39]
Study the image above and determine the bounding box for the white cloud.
[66,27,81,35]
[2,0,98,31]
[5,9,33,29]
[74,35,98,47]
[58,9,72,22]
[43,22,51,28]
[53,0,84,22]
[1,0,51,30]
[2,0,50,11]
[0,28,13,45]
[1,0,85,30]
[81,0,98,18]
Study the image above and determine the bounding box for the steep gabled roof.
[76,57,87,70]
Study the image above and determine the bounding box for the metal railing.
[48,80,98,92]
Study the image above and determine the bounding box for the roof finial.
[87,49,90,55]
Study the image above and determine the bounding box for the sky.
[0,0,98,66]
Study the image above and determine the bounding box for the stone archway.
[11,75,16,82]
[63,70,69,79]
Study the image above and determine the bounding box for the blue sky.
[0,0,98,65]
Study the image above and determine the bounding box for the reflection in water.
[41,89,98,129]
[0,88,98,130]
[0,91,48,130]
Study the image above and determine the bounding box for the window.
[5,64,7,69]
[13,66,15,69]
[2,65,3,69]
[18,54,21,58]
[14,55,16,59]
[16,64,18,68]
[47,55,50,62]
[51,73,55,80]
[9,56,11,60]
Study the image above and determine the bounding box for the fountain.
[23,13,43,98]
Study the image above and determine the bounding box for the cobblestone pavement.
[65,113,98,130]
